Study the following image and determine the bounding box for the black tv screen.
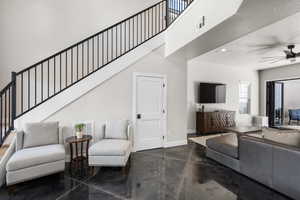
[198,83,226,103]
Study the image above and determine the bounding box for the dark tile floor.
[0,142,292,200]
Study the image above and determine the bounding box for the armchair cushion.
[104,120,128,139]
[89,139,130,156]
[23,122,59,149]
[6,144,65,171]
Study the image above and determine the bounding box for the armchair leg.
[91,166,94,175]
[121,167,126,174]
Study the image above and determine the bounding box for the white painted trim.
[132,72,167,151]
[14,33,165,129]
[164,140,188,148]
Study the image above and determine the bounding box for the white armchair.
[6,122,65,185]
[88,120,132,167]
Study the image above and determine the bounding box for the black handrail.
[16,1,167,76]
[0,0,194,146]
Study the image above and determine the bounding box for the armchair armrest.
[58,127,64,144]
[127,123,133,146]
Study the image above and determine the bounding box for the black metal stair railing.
[0,0,194,146]
[0,82,14,145]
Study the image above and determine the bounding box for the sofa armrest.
[239,136,273,187]
[273,145,300,199]
[15,131,24,151]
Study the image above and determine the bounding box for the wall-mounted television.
[198,82,226,103]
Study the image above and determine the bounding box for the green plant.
[75,123,85,132]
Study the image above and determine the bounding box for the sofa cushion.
[206,134,238,158]
[23,122,59,148]
[104,120,128,140]
[6,144,65,171]
[89,139,130,156]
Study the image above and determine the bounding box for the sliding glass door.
[266,81,284,127]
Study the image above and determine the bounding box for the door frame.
[266,81,284,127]
[132,72,167,152]
[265,77,300,127]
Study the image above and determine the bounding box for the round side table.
[66,135,92,166]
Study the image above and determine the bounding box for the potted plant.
[75,123,85,139]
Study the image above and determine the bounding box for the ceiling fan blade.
[261,56,285,59]
[284,50,293,56]
[260,58,282,63]
[247,43,282,48]
[248,47,280,55]
[260,56,285,62]
[248,47,274,53]
[270,58,286,64]
[296,52,300,57]
[260,60,273,63]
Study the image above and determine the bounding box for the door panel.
[135,75,165,151]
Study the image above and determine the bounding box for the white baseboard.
[164,139,187,148]
[187,129,196,134]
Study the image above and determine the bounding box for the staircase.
[0,0,194,146]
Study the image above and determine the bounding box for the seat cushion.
[104,120,128,140]
[23,122,59,149]
[6,144,65,171]
[206,134,238,158]
[89,139,130,156]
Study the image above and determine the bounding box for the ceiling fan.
[260,45,300,64]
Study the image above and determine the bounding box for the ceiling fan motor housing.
[286,44,296,59]
[288,44,295,50]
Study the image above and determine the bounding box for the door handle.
[137,114,142,119]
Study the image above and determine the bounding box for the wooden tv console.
[196,111,235,135]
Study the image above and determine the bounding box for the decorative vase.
[76,131,83,139]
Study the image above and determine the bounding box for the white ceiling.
[193,11,300,70]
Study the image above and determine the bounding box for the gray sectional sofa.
[206,130,300,200]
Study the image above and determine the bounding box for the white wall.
[164,0,242,57]
[0,0,160,88]
[283,79,300,120]
[46,46,187,143]
[187,60,259,132]
[259,63,300,116]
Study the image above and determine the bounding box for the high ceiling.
[194,12,300,70]
[180,0,300,69]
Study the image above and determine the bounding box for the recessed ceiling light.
[221,48,227,52]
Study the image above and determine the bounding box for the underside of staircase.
[0,0,194,147]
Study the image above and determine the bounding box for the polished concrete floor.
[0,142,292,200]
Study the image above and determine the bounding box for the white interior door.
[134,74,166,151]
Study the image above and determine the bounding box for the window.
[168,0,187,14]
[239,82,251,114]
